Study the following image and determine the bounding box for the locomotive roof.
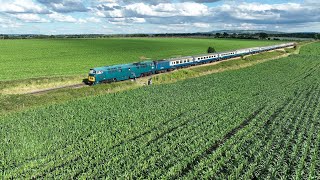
[93,61,153,71]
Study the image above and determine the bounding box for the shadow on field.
[82,78,89,85]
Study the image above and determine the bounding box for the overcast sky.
[0,0,319,34]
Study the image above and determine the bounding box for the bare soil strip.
[27,83,85,95]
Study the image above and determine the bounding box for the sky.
[0,0,319,34]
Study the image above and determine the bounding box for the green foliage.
[0,42,319,178]
[0,38,285,81]
[207,46,216,53]
[299,42,320,55]
[259,33,268,39]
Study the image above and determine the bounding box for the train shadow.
[82,78,90,85]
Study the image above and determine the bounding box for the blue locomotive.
[88,42,295,85]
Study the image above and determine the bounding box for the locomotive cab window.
[89,70,96,74]
[96,70,103,74]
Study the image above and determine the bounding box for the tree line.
[0,32,319,40]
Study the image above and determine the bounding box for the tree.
[259,33,268,39]
[315,34,320,39]
[215,33,221,38]
[207,46,216,53]
[223,32,229,38]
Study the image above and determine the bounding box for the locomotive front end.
[88,69,96,85]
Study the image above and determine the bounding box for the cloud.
[86,17,102,23]
[13,14,50,23]
[179,0,222,2]
[93,2,210,19]
[126,2,210,17]
[93,0,223,5]
[1,0,320,34]
[37,0,88,13]
[193,22,211,28]
[0,0,49,14]
[46,12,101,24]
[107,17,146,25]
[0,15,22,28]
[214,2,320,25]
[48,12,78,22]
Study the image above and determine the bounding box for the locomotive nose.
[88,76,95,82]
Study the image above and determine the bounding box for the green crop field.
[1,42,319,179]
[0,38,284,81]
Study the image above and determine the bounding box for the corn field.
[0,42,319,179]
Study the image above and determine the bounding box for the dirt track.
[27,83,86,95]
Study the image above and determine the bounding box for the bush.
[207,46,216,53]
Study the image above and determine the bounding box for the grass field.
[0,38,285,81]
[1,42,319,179]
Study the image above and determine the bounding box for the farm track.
[26,83,86,95]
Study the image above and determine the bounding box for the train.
[87,42,295,85]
